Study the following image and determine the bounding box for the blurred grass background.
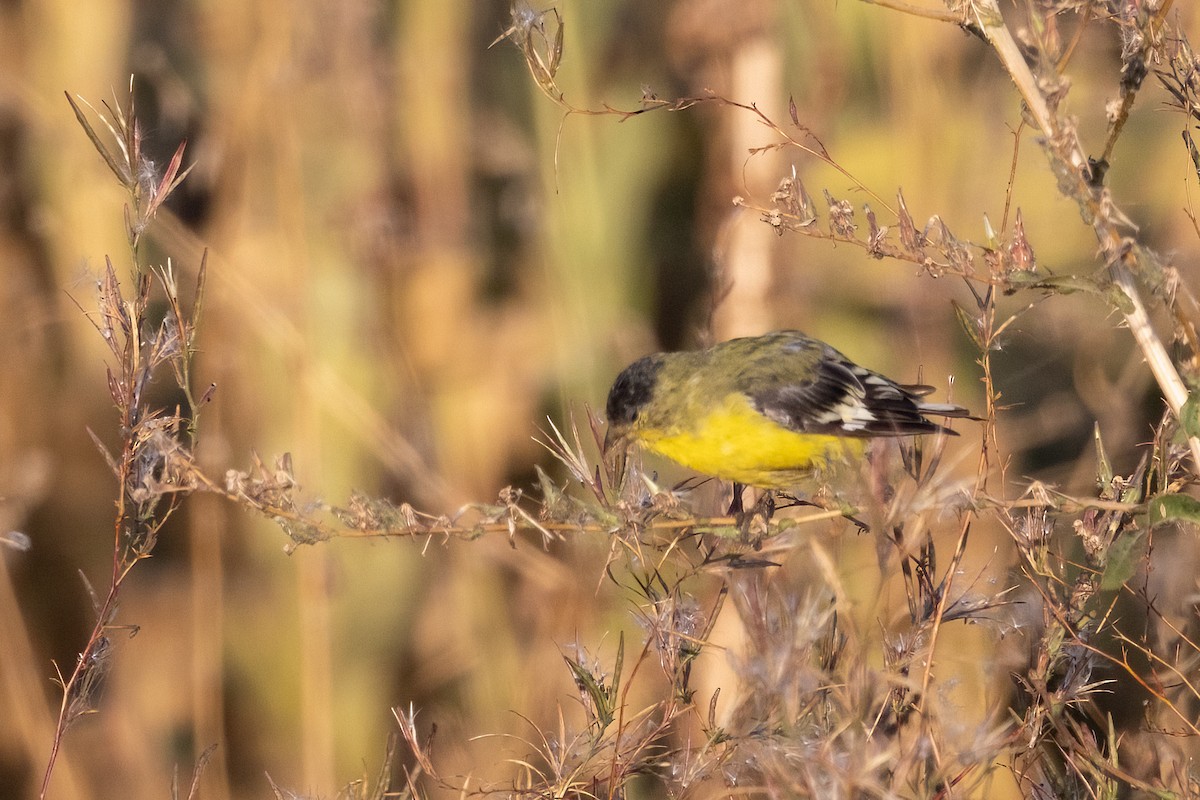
[1,0,1199,798]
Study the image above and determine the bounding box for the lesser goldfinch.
[604,330,973,489]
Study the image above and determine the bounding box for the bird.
[603,330,973,490]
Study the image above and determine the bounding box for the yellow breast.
[637,392,864,488]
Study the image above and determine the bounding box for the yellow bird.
[604,330,973,490]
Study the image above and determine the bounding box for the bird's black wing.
[749,343,958,437]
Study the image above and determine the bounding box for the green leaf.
[1104,283,1135,314]
[610,632,624,707]
[952,300,985,350]
[563,654,613,727]
[1100,530,1145,590]
[1180,393,1200,440]
[1094,423,1113,495]
[1028,274,1099,295]
[1147,493,1200,527]
[1002,270,1043,290]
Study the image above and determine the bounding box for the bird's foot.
[729,485,776,549]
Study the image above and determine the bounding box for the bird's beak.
[602,426,619,456]
[602,425,629,484]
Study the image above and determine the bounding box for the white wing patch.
[809,367,886,431]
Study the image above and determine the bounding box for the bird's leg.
[728,483,754,540]
[727,482,746,517]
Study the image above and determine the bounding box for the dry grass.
[4,1,1200,799]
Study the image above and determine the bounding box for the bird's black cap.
[605,354,664,427]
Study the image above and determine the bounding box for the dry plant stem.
[915,515,972,708]
[41,286,180,797]
[192,462,849,543]
[1021,573,1198,791]
[39,551,121,799]
[1098,0,1174,165]
[971,0,1200,470]
[42,86,202,799]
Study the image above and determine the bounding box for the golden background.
[2,1,1199,798]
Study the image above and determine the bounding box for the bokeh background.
[2,1,1200,798]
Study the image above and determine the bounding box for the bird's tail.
[916,400,977,419]
[902,383,979,422]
